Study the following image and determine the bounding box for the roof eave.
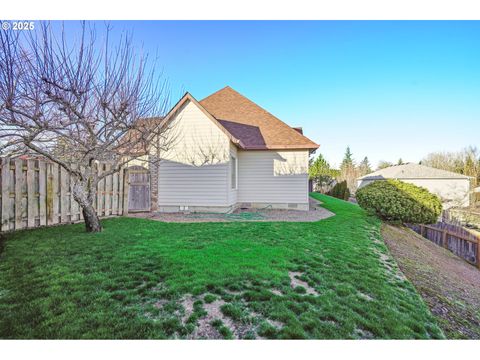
[242,144,319,150]
[358,176,471,181]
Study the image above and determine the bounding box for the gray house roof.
[358,163,472,181]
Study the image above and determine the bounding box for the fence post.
[1,157,10,231]
[26,159,36,228]
[420,224,425,237]
[477,237,480,270]
[104,164,112,217]
[112,171,118,216]
[96,163,104,216]
[123,168,129,215]
[38,160,47,226]
[51,163,59,224]
[118,168,124,215]
[442,229,448,249]
[14,159,24,230]
[60,166,69,223]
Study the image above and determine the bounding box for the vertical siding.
[157,100,231,207]
[237,150,309,204]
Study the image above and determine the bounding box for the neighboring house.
[357,163,474,209]
[131,86,319,213]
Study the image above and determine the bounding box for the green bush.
[356,180,442,224]
[328,180,350,200]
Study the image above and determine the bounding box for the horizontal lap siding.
[238,150,309,204]
[158,161,228,206]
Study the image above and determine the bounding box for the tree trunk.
[72,178,102,233]
[81,203,102,232]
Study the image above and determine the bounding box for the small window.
[231,155,237,189]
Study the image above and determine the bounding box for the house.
[131,86,319,213]
[357,163,474,208]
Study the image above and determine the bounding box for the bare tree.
[422,146,480,185]
[377,160,393,170]
[0,22,174,232]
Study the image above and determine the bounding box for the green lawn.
[0,194,443,339]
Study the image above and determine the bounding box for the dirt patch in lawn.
[288,272,319,295]
[179,295,261,339]
[181,295,195,323]
[190,299,233,339]
[382,224,480,339]
[270,289,283,296]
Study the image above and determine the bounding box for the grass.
[0,194,443,339]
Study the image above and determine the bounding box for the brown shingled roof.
[200,86,319,150]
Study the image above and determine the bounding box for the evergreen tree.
[309,154,330,179]
[358,156,372,176]
[308,154,335,193]
[339,146,358,194]
[340,146,354,170]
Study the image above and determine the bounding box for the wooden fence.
[409,222,480,269]
[0,157,128,232]
[474,192,480,206]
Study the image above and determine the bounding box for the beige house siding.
[154,100,312,212]
[157,100,231,209]
[237,150,309,208]
[357,178,471,209]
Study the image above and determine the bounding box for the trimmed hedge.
[356,179,442,224]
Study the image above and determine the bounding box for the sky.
[56,21,480,168]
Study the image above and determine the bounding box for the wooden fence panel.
[104,164,112,217]
[60,167,69,223]
[118,168,124,215]
[39,161,47,226]
[69,164,79,223]
[97,165,104,217]
[27,160,36,228]
[14,159,24,230]
[79,164,84,221]
[51,163,59,225]
[112,171,118,216]
[1,158,10,231]
[0,157,128,232]
[412,223,480,269]
[123,168,129,215]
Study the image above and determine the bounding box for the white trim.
[230,154,238,190]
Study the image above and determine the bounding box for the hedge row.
[356,179,442,224]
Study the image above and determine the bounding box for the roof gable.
[199,86,319,150]
[161,92,244,148]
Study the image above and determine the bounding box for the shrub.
[328,180,350,200]
[356,180,442,224]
